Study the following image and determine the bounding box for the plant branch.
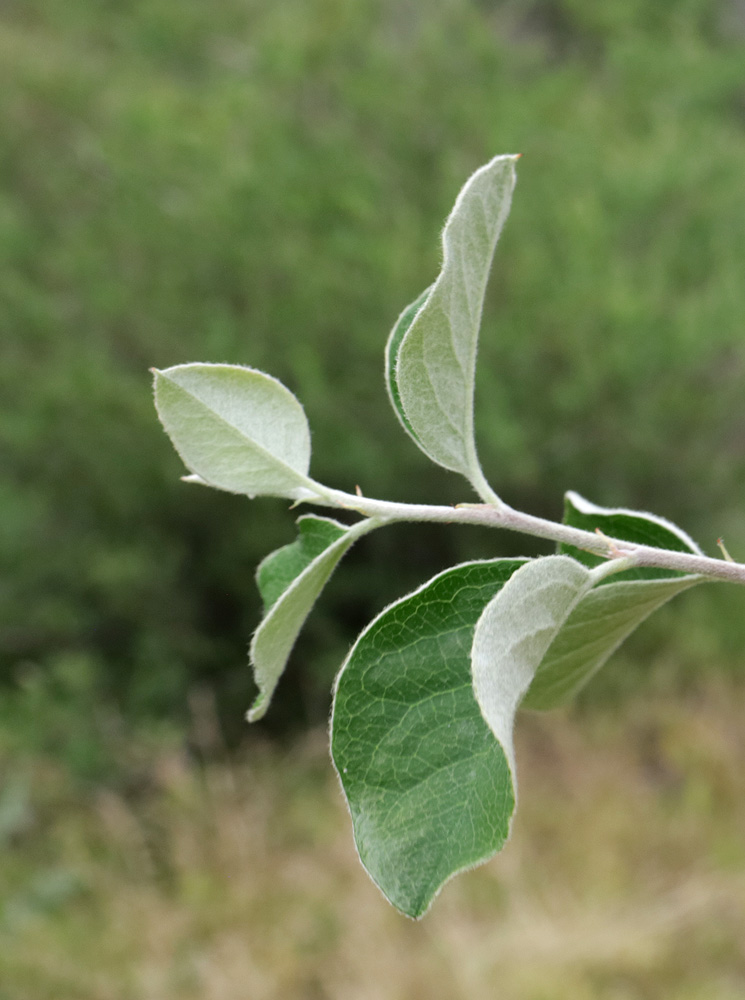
[317,488,745,586]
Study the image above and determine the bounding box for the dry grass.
[2,680,745,1000]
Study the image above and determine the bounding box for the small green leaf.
[390,155,518,494]
[249,516,377,722]
[257,515,347,612]
[153,363,320,500]
[561,490,703,578]
[332,558,527,918]
[472,556,593,774]
[522,493,704,710]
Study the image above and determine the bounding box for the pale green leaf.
[522,493,704,709]
[257,515,347,612]
[384,285,432,442]
[391,154,518,492]
[471,556,593,776]
[153,363,320,500]
[248,516,377,722]
[523,575,700,709]
[332,558,528,918]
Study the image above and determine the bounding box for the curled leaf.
[249,515,378,721]
[522,493,704,709]
[388,154,518,495]
[472,556,592,774]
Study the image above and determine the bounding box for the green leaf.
[389,154,518,493]
[521,493,704,710]
[331,558,528,918]
[560,490,703,579]
[256,515,348,612]
[153,363,320,500]
[472,556,593,773]
[248,516,377,722]
[522,574,700,709]
[384,285,433,442]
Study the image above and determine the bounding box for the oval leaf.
[471,556,592,776]
[249,516,377,722]
[332,558,527,918]
[391,154,518,491]
[153,363,319,500]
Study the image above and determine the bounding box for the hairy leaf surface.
[153,363,318,500]
[257,515,347,612]
[523,575,700,709]
[332,559,527,918]
[385,285,432,442]
[249,516,376,722]
[522,493,704,709]
[390,154,518,491]
[472,556,593,773]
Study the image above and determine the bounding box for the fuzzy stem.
[316,489,745,586]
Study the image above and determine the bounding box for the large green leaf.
[249,515,378,722]
[522,493,704,710]
[332,558,527,918]
[388,154,518,493]
[472,556,594,772]
[153,363,320,500]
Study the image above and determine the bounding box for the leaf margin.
[248,515,379,722]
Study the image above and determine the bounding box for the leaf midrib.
[161,372,316,491]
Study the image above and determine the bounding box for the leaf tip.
[246,694,267,723]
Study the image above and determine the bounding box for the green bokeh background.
[3,0,745,769]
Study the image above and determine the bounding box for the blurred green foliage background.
[3,0,745,771]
